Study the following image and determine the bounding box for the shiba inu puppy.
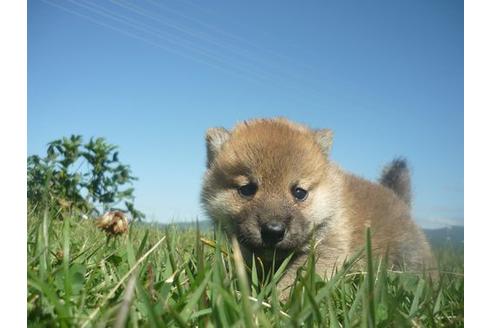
[201,118,434,296]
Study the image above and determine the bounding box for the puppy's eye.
[292,187,308,201]
[238,183,258,197]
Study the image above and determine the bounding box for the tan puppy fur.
[201,118,434,296]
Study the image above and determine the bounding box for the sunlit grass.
[27,205,464,327]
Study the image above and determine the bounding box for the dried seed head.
[96,211,129,236]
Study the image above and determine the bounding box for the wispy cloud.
[415,216,464,229]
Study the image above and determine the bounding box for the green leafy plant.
[27,135,145,220]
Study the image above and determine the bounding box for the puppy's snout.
[261,222,286,245]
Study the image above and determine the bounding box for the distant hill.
[167,220,214,231]
[135,220,214,232]
[423,225,464,248]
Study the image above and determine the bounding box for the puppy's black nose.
[261,222,286,245]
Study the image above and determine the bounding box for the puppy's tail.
[379,158,412,206]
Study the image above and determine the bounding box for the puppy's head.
[201,118,341,260]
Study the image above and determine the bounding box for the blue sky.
[28,0,463,228]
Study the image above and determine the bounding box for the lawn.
[27,207,464,327]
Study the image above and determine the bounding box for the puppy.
[201,118,434,296]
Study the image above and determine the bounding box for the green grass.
[27,207,463,327]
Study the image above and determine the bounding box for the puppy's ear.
[314,129,334,156]
[206,127,231,167]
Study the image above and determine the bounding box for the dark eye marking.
[238,183,258,197]
[292,186,308,201]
